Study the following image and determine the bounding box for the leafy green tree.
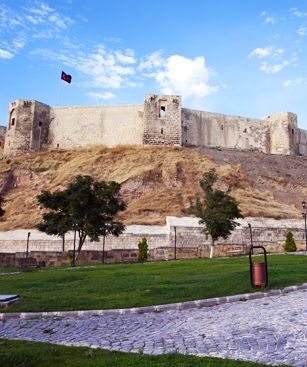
[138,238,148,262]
[283,231,297,252]
[37,175,126,265]
[37,191,71,252]
[189,169,243,258]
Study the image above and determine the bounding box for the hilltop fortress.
[2,94,307,157]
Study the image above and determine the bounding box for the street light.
[25,232,31,261]
[248,223,253,254]
[72,221,78,267]
[301,201,307,251]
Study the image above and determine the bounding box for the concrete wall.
[49,104,144,149]
[182,109,271,153]
[143,94,182,146]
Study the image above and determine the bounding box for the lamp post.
[174,226,177,260]
[72,221,78,267]
[248,223,253,254]
[301,201,307,251]
[25,232,31,261]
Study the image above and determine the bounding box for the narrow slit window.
[38,121,42,127]
[11,118,15,126]
[292,128,294,135]
[159,106,166,118]
[57,144,59,148]
[161,128,163,134]
[221,124,224,131]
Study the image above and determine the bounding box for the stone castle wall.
[265,112,299,155]
[2,94,307,157]
[49,104,144,150]
[3,100,50,157]
[298,128,307,156]
[182,108,271,153]
[143,94,182,146]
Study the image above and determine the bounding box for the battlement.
[2,95,307,157]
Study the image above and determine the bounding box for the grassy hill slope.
[0,145,306,230]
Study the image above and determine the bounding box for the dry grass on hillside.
[0,145,302,230]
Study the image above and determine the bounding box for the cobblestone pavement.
[0,290,306,367]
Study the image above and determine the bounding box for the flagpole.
[57,78,62,106]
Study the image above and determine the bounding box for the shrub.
[138,238,148,262]
[283,231,297,252]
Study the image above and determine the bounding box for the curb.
[1,283,306,321]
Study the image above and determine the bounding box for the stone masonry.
[0,217,306,267]
[2,94,307,157]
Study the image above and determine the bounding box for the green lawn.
[0,255,306,313]
[0,340,290,367]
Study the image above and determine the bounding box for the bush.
[138,238,148,262]
[283,231,297,252]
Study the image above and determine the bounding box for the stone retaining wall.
[0,217,306,267]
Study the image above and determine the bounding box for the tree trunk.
[62,233,65,252]
[210,237,215,259]
[75,231,86,263]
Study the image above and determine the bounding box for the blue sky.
[2,1,307,129]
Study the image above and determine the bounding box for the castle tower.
[143,94,182,146]
[3,100,51,157]
[264,112,299,155]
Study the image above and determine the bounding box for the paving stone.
[0,290,306,366]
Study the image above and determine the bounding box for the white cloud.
[138,50,164,71]
[115,49,136,64]
[32,45,136,89]
[260,11,266,17]
[297,26,307,36]
[260,60,290,74]
[249,46,283,59]
[0,1,75,58]
[0,48,13,59]
[292,9,307,17]
[155,55,218,100]
[103,36,121,43]
[264,16,276,24]
[25,2,73,30]
[87,91,115,100]
[283,77,307,87]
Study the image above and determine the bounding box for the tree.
[37,191,71,252]
[283,231,297,252]
[37,175,126,265]
[138,238,148,262]
[189,169,243,258]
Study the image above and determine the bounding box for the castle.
[2,94,307,157]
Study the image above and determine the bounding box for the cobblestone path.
[0,290,306,366]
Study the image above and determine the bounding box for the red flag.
[61,71,72,84]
